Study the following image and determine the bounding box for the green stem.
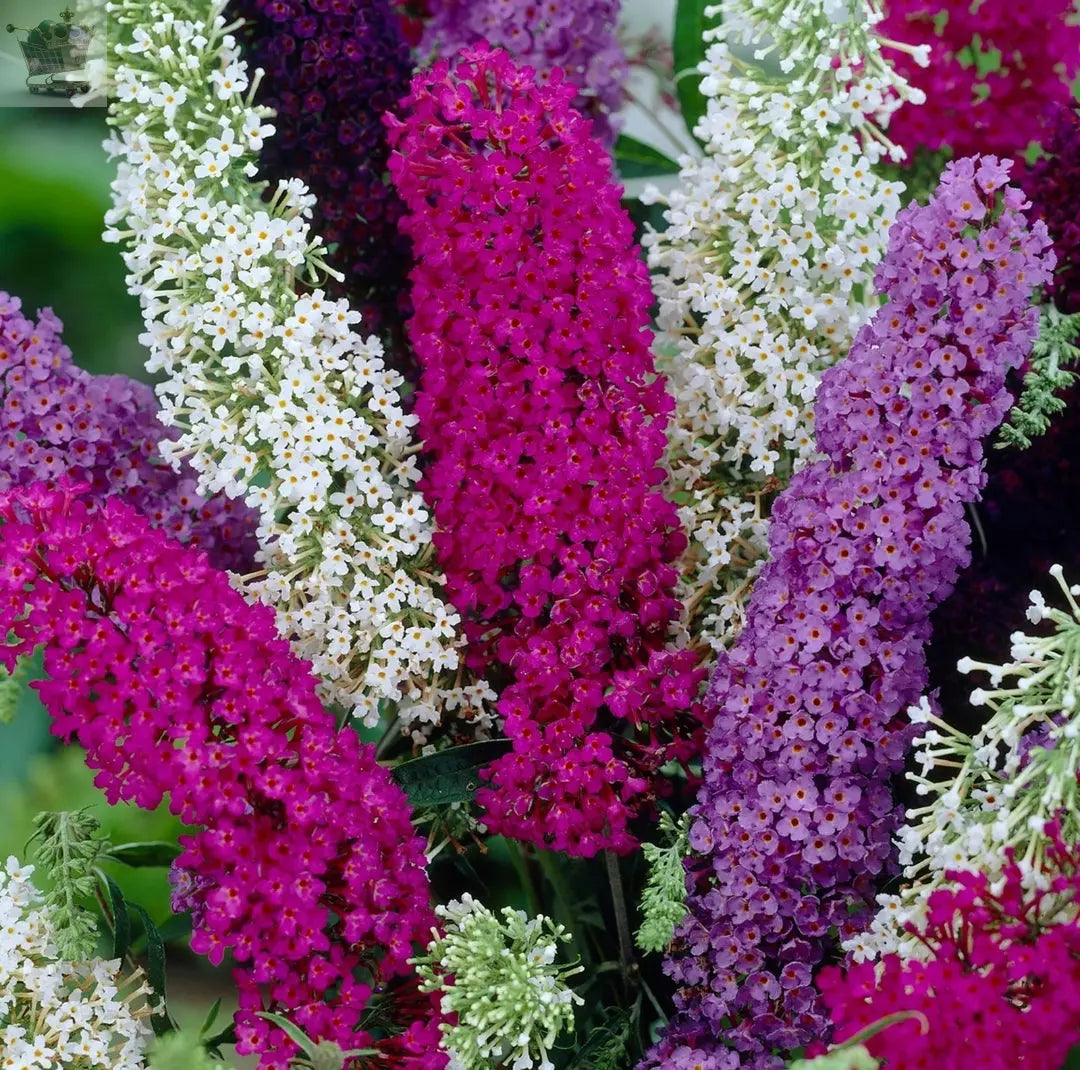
[506,840,543,919]
[605,851,635,993]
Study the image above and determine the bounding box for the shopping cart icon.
[5,7,95,97]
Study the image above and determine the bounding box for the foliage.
[997,305,1080,449]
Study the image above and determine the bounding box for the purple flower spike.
[230,0,414,332]
[641,156,1053,1068]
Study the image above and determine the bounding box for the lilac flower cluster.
[419,0,628,146]
[0,291,255,571]
[230,0,413,330]
[642,158,1053,1069]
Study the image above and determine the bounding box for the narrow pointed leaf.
[673,0,714,144]
[105,840,183,868]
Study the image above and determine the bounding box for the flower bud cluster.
[413,893,583,1070]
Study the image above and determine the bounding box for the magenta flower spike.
[882,0,1080,164]
[0,483,447,1069]
[389,47,705,858]
[818,822,1080,1070]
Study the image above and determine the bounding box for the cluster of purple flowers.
[0,482,447,1069]
[642,158,1053,1069]
[419,0,628,146]
[0,291,255,571]
[388,47,703,858]
[230,0,414,330]
[1027,104,1080,313]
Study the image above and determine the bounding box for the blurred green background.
[0,107,144,375]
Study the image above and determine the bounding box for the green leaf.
[105,841,183,868]
[391,739,512,807]
[197,997,223,1040]
[613,135,680,179]
[152,912,193,946]
[673,0,714,144]
[257,1012,319,1057]
[99,872,132,960]
[129,901,176,1037]
[622,197,670,247]
[202,1023,238,1057]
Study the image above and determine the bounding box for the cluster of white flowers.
[0,857,154,1070]
[848,566,1080,962]
[103,0,496,732]
[412,894,583,1070]
[647,0,926,650]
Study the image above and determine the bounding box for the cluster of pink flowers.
[418,0,627,146]
[882,0,1080,162]
[0,483,446,1069]
[388,47,703,858]
[642,158,1053,1068]
[0,292,255,571]
[817,822,1080,1070]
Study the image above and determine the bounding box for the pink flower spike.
[0,481,446,1069]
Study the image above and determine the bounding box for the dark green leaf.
[129,901,175,1036]
[99,872,131,960]
[203,1023,238,1056]
[391,739,512,807]
[673,0,714,144]
[1062,1045,1080,1070]
[105,840,182,868]
[613,135,681,179]
[622,197,669,248]
[151,912,193,945]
